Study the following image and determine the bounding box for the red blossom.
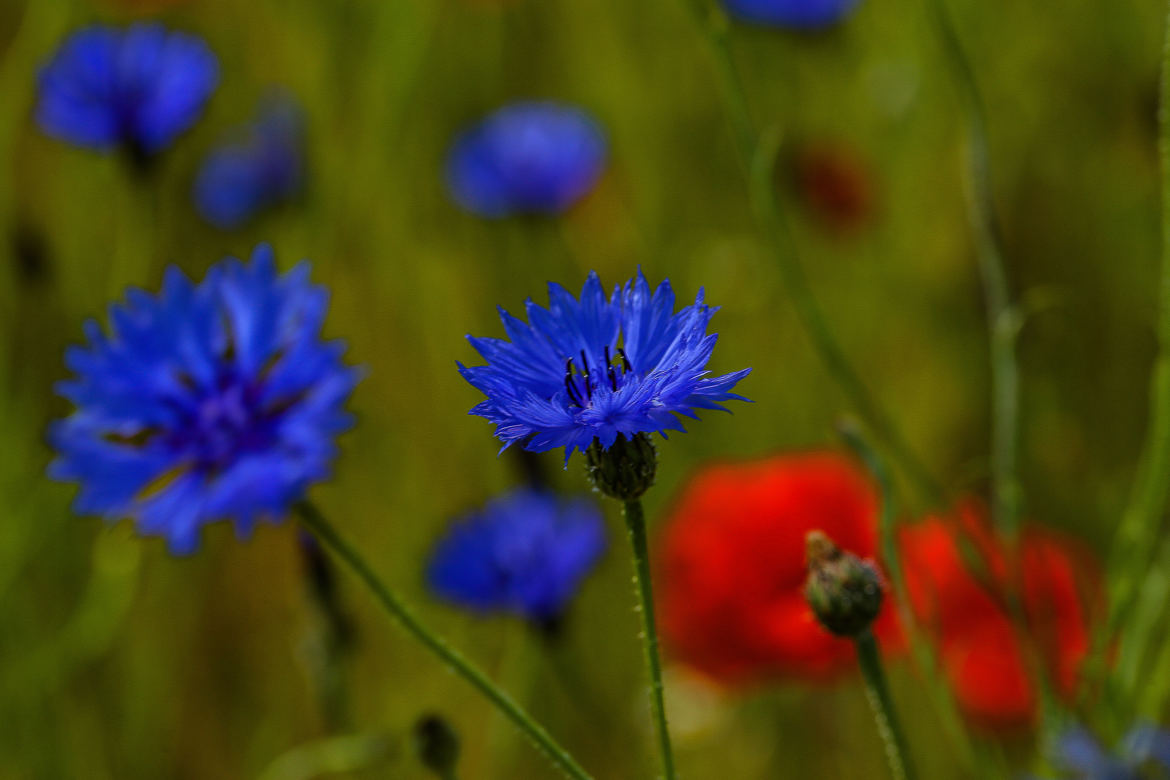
[899,503,1097,731]
[656,452,900,685]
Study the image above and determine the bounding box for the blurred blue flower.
[427,488,606,622]
[1037,724,1170,779]
[194,94,304,229]
[49,244,361,554]
[458,270,751,462]
[37,23,218,157]
[446,101,607,218]
[721,0,860,28]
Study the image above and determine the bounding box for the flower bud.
[414,713,460,778]
[585,433,657,500]
[803,530,884,638]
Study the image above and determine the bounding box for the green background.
[0,0,1164,776]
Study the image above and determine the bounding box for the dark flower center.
[163,362,294,475]
[563,345,632,408]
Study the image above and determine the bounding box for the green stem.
[622,499,676,780]
[855,630,915,780]
[676,0,942,506]
[838,421,980,776]
[1105,0,1170,705]
[920,0,1020,546]
[295,502,593,780]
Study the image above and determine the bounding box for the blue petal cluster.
[458,270,751,461]
[446,101,607,218]
[194,94,304,229]
[427,488,606,622]
[37,23,218,156]
[49,244,361,554]
[721,0,860,28]
[1038,724,1170,779]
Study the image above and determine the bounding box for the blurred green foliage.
[1,0,1167,777]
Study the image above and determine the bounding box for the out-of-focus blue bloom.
[37,23,218,157]
[1037,723,1170,779]
[194,95,304,229]
[446,101,607,218]
[458,270,751,462]
[427,488,606,622]
[721,0,859,28]
[49,244,361,554]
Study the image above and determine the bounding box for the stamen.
[579,350,592,400]
[564,358,584,407]
[605,345,618,391]
[618,347,633,373]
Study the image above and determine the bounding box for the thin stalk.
[676,0,942,506]
[920,0,1020,546]
[295,502,593,780]
[920,0,1068,738]
[622,499,676,780]
[855,630,916,780]
[838,421,980,776]
[1104,0,1170,698]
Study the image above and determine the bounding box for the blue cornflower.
[37,23,218,157]
[458,270,751,462]
[721,0,860,28]
[446,101,607,218]
[427,488,606,623]
[194,94,304,229]
[1036,724,1170,779]
[49,244,361,554]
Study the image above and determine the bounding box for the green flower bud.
[803,530,884,638]
[585,432,657,500]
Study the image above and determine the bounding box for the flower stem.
[675,0,942,506]
[838,421,982,776]
[921,0,1021,554]
[621,498,676,780]
[855,630,915,780]
[295,501,593,780]
[1105,0,1170,704]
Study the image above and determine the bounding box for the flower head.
[194,93,304,229]
[49,244,361,554]
[446,101,607,218]
[899,503,1097,731]
[37,23,218,157]
[426,488,606,623]
[458,270,750,462]
[721,0,860,28]
[656,453,900,684]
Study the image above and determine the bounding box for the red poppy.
[899,503,1097,731]
[789,141,875,234]
[656,452,900,685]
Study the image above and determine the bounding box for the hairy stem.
[296,501,593,780]
[856,630,916,780]
[622,498,676,780]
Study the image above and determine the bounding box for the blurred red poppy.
[899,503,1097,731]
[656,452,900,685]
[789,141,875,234]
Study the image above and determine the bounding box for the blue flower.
[49,244,361,554]
[458,270,751,462]
[194,94,304,229]
[37,23,218,156]
[720,0,860,28]
[427,488,606,622]
[446,101,607,218]
[1037,724,1170,779]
